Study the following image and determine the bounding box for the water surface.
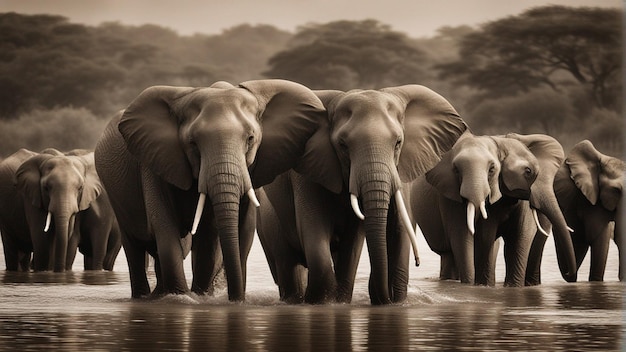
[0,236,623,351]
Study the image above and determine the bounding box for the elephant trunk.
[199,152,250,302]
[460,174,490,235]
[352,153,396,305]
[531,190,577,282]
[52,212,75,272]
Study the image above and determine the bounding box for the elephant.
[257,85,467,304]
[94,79,326,300]
[0,148,121,272]
[406,132,578,286]
[553,140,625,281]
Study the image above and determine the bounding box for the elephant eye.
[488,163,495,176]
[395,139,402,151]
[338,139,348,152]
[525,167,533,177]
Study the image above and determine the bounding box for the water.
[0,235,624,351]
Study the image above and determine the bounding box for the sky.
[0,0,622,37]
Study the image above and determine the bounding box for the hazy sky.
[0,0,622,37]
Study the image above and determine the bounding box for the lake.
[0,234,623,351]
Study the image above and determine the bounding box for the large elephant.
[257,85,467,304]
[553,140,625,281]
[0,148,121,272]
[406,132,578,286]
[94,79,326,300]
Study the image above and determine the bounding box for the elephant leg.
[1,230,20,271]
[439,253,459,280]
[18,251,32,271]
[66,223,81,271]
[501,207,534,287]
[103,223,122,271]
[583,208,612,281]
[191,220,223,295]
[143,175,188,295]
[333,226,364,303]
[525,233,547,286]
[123,233,151,298]
[474,219,499,286]
[238,198,256,293]
[81,211,110,271]
[387,204,409,303]
[441,200,474,283]
[296,184,336,304]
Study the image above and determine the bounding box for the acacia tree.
[264,20,431,90]
[437,6,622,110]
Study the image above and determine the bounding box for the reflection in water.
[0,281,623,351]
[0,238,624,351]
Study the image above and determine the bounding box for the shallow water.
[0,235,624,351]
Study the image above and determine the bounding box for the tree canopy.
[263,20,432,90]
[437,6,622,111]
[0,13,290,120]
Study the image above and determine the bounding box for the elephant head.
[296,85,467,304]
[15,150,102,272]
[562,140,625,213]
[556,140,626,279]
[426,133,577,281]
[117,79,324,300]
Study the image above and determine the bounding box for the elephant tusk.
[466,202,476,235]
[44,211,52,232]
[350,193,365,220]
[247,188,260,207]
[479,201,488,220]
[191,193,207,235]
[567,225,575,233]
[533,209,551,237]
[395,190,420,266]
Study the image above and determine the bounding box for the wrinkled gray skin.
[407,132,578,286]
[553,140,625,281]
[0,148,121,272]
[257,85,467,304]
[94,79,326,300]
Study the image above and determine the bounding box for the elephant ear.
[75,153,104,211]
[564,140,601,204]
[425,148,462,202]
[15,154,52,208]
[239,79,326,188]
[382,85,468,182]
[118,85,196,190]
[292,90,345,194]
[506,133,564,178]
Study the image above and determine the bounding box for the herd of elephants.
[0,79,623,305]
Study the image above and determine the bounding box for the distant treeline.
[0,5,622,157]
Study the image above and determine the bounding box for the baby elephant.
[0,148,121,272]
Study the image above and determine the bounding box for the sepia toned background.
[0,0,622,158]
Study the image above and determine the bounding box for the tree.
[264,20,431,90]
[437,6,622,110]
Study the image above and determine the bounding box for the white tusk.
[247,188,260,207]
[532,209,551,237]
[395,191,420,266]
[191,193,207,235]
[350,194,365,220]
[44,211,52,232]
[466,203,476,235]
[479,201,488,220]
[567,225,574,233]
